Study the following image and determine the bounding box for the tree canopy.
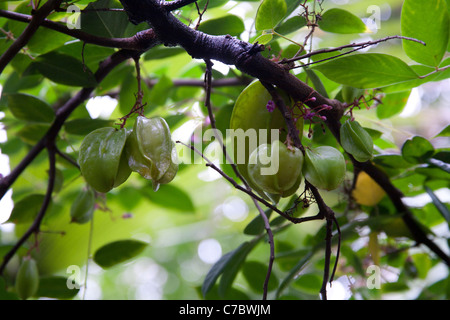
[0,0,449,301]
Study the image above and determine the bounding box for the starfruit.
[229,80,304,199]
[303,146,346,191]
[247,140,304,198]
[340,119,373,163]
[15,257,39,300]
[70,186,95,224]
[125,116,178,189]
[78,127,131,193]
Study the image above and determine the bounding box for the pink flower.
[266,100,276,112]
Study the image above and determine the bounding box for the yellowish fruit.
[352,171,386,206]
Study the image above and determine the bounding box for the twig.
[283,36,426,69]
[0,143,57,275]
[0,9,158,50]
[203,59,275,300]
[0,0,63,74]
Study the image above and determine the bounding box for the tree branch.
[0,9,158,50]
[0,143,56,275]
[0,0,63,74]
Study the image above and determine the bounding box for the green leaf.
[8,194,46,224]
[376,90,411,119]
[198,15,245,37]
[242,261,278,293]
[313,53,419,89]
[243,209,272,235]
[401,136,435,164]
[147,74,173,108]
[142,184,195,213]
[17,123,50,145]
[292,273,322,294]
[401,0,450,67]
[202,241,258,297]
[36,276,80,299]
[255,0,287,31]
[7,93,55,123]
[80,0,130,38]
[93,240,148,269]
[34,52,97,87]
[275,15,307,35]
[435,124,450,138]
[424,185,450,227]
[276,250,313,298]
[304,68,329,98]
[64,118,114,136]
[318,8,368,34]
[27,28,71,54]
[253,33,273,45]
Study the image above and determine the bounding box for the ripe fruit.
[303,146,346,191]
[340,119,373,162]
[15,257,39,300]
[229,80,304,197]
[247,140,304,198]
[70,186,95,224]
[125,116,178,189]
[352,171,385,206]
[78,127,131,193]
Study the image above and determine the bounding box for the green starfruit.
[15,257,39,300]
[303,146,346,191]
[125,116,178,190]
[230,80,304,199]
[247,140,304,198]
[78,127,131,193]
[70,186,95,224]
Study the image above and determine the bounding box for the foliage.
[0,0,449,301]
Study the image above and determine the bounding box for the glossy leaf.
[255,0,287,31]
[198,15,245,37]
[318,8,368,34]
[242,261,279,293]
[243,209,273,236]
[202,241,258,297]
[313,53,419,89]
[424,185,450,227]
[36,276,80,300]
[275,15,307,35]
[8,194,47,224]
[64,118,114,136]
[34,52,97,87]
[401,136,435,164]
[80,0,130,38]
[7,93,55,123]
[93,240,148,269]
[376,91,411,119]
[401,0,450,67]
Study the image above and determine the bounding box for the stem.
[0,0,63,74]
[0,143,57,275]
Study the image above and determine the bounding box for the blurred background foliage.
[0,0,449,300]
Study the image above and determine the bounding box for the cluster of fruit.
[70,116,178,224]
[230,81,374,202]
